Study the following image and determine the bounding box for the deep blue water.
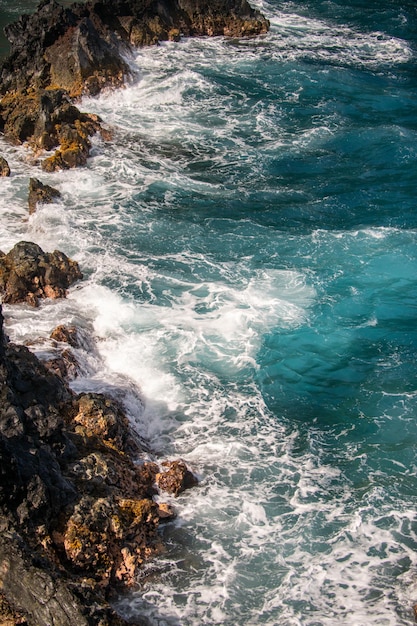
[1,0,417,623]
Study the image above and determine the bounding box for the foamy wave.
[260,5,413,69]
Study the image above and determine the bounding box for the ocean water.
[1,0,417,624]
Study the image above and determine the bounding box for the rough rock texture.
[0,591,28,625]
[0,156,10,177]
[0,0,269,97]
[0,304,196,625]
[0,89,103,171]
[50,324,86,347]
[44,324,96,381]
[0,241,82,306]
[28,178,61,214]
[0,0,269,169]
[156,459,199,496]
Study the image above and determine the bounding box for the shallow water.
[1,0,417,623]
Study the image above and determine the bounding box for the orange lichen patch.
[60,495,162,586]
[118,498,158,527]
[71,393,130,449]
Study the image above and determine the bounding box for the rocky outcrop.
[0,0,269,170]
[0,89,103,170]
[28,178,61,214]
[0,303,197,624]
[0,0,269,97]
[0,241,82,306]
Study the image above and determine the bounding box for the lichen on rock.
[0,0,269,170]
[0,302,197,623]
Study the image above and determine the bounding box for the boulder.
[156,459,198,496]
[50,324,86,348]
[28,178,61,214]
[0,241,82,306]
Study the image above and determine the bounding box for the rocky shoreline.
[0,243,197,625]
[0,1,269,623]
[0,0,269,173]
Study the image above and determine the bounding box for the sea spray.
[1,0,417,622]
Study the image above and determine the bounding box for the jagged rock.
[0,0,268,97]
[61,495,162,587]
[0,156,10,177]
[50,324,90,349]
[0,304,195,623]
[68,392,141,454]
[0,241,82,306]
[44,324,97,381]
[50,324,81,347]
[43,348,81,382]
[28,178,61,214]
[0,0,268,170]
[0,536,89,626]
[156,459,198,496]
[0,89,102,171]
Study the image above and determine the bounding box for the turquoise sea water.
[1,0,417,623]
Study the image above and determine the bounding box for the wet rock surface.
[0,241,82,306]
[28,177,61,214]
[0,156,10,176]
[0,0,269,169]
[0,302,197,624]
[156,459,199,496]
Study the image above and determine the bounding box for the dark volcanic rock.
[28,178,61,214]
[0,241,82,306]
[0,0,268,97]
[0,304,196,624]
[0,0,268,169]
[0,536,88,626]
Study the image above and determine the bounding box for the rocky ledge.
[0,0,269,170]
[0,243,198,625]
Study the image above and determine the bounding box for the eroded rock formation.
[0,155,10,176]
[0,302,197,624]
[28,178,61,214]
[0,0,269,170]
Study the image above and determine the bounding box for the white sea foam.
[258,4,413,69]
[1,4,417,623]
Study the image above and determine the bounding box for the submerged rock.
[0,156,10,177]
[28,177,61,214]
[0,241,82,306]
